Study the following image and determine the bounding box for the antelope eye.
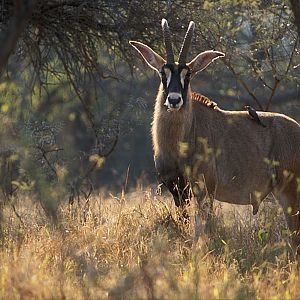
[163,67,171,87]
[180,68,188,88]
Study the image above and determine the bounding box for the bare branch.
[285,36,299,75]
[224,61,264,110]
[265,77,280,111]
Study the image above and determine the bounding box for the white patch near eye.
[164,68,171,87]
[180,69,188,88]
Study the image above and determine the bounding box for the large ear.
[129,41,166,72]
[187,50,225,75]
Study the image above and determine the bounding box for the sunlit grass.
[0,189,299,299]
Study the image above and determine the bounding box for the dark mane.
[191,92,218,109]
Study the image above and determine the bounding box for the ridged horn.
[178,21,195,65]
[161,19,175,64]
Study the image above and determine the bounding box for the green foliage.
[258,228,268,243]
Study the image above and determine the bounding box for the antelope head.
[130,19,225,112]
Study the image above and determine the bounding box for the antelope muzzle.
[165,92,183,111]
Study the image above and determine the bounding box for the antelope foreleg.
[160,173,191,223]
[164,175,190,207]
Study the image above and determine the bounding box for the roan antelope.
[130,19,300,257]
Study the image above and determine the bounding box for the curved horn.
[178,21,195,65]
[161,19,175,64]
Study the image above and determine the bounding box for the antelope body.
[130,19,300,255]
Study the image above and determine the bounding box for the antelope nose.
[168,96,181,107]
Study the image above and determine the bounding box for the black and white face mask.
[160,64,191,111]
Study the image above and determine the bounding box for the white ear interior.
[187,50,225,74]
[129,41,166,72]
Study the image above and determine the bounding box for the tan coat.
[130,21,300,255]
[153,84,300,252]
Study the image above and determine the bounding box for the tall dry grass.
[0,188,299,299]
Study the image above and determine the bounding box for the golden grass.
[0,188,299,299]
